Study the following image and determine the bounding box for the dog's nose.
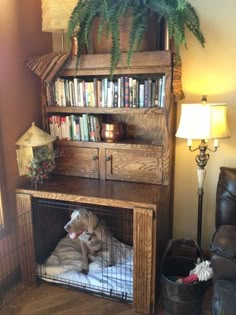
[64,224,70,231]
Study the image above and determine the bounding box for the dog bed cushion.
[37,235,133,300]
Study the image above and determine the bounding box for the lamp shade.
[176,103,230,140]
[41,0,78,32]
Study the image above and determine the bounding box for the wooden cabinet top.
[16,175,168,210]
[61,51,173,77]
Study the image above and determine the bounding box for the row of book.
[49,114,101,142]
[46,75,166,108]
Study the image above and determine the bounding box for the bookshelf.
[41,51,175,185]
[19,49,178,314]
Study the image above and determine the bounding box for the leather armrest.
[211,225,236,259]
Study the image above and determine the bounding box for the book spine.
[120,76,124,108]
[113,81,118,107]
[82,114,89,141]
[144,79,148,107]
[93,78,98,107]
[154,79,159,107]
[160,75,166,108]
[75,116,81,140]
[139,83,144,108]
[73,78,78,106]
[107,80,113,108]
[124,76,129,108]
[147,78,152,107]
[129,77,133,107]
[132,78,137,107]
[89,115,95,141]
[158,77,163,108]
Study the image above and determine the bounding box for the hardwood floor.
[1,281,212,315]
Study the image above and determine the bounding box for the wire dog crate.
[31,197,134,303]
[0,207,35,311]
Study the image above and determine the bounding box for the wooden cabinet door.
[54,146,99,178]
[105,148,163,184]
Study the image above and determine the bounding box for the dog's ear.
[87,212,98,234]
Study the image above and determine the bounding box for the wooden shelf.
[46,106,165,115]
[55,138,163,148]
[16,175,167,209]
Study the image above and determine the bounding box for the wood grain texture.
[63,51,172,76]
[105,148,163,184]
[21,49,177,315]
[16,176,166,210]
[54,146,99,178]
[16,194,36,286]
[15,177,170,314]
[133,207,154,314]
[40,51,175,186]
[1,281,212,315]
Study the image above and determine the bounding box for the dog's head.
[64,208,99,240]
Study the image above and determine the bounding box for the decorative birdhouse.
[16,122,56,176]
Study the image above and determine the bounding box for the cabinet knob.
[105,156,111,162]
[92,155,98,161]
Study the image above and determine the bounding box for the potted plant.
[68,0,205,75]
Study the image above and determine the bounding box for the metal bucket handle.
[160,238,205,275]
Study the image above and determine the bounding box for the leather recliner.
[210,167,236,315]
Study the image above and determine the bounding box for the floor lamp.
[176,101,230,247]
[41,0,78,52]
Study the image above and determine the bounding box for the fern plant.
[68,0,205,76]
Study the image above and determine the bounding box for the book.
[102,78,108,107]
[129,77,133,107]
[154,79,159,107]
[64,80,70,106]
[158,77,163,108]
[113,81,118,107]
[124,76,129,108]
[73,78,79,106]
[118,76,124,108]
[93,78,98,107]
[147,78,152,107]
[139,83,144,108]
[89,115,96,141]
[79,116,85,141]
[160,75,166,108]
[132,78,137,107]
[78,80,85,107]
[107,80,113,108]
[82,114,89,141]
[97,79,102,107]
[144,79,148,107]
[94,116,101,141]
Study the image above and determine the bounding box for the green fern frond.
[109,16,121,76]
[128,7,148,65]
[68,0,206,76]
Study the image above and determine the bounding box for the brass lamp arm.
[188,140,218,169]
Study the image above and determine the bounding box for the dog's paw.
[81,268,88,275]
[80,262,89,274]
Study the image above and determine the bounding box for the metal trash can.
[161,239,208,315]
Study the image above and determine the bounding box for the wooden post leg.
[133,207,155,314]
[16,193,36,287]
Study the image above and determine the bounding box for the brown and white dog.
[64,208,114,273]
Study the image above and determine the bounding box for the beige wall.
[174,0,236,249]
[0,0,51,226]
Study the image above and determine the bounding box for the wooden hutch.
[16,50,180,314]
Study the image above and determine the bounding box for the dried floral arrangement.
[28,150,60,188]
